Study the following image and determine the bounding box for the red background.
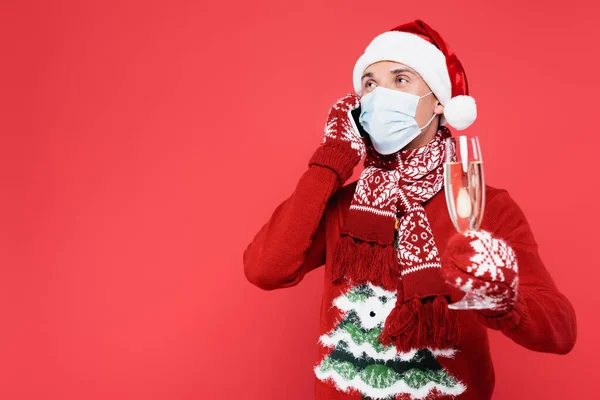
[1,0,598,399]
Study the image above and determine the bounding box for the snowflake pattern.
[453,230,519,310]
[350,167,401,218]
[348,130,448,278]
[323,94,366,160]
[397,208,442,276]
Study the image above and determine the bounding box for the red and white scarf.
[332,126,461,352]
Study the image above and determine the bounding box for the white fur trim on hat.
[353,31,478,130]
[353,31,452,105]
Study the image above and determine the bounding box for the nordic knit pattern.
[442,230,519,312]
[331,128,462,354]
[243,144,577,399]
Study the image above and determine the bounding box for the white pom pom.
[443,95,477,130]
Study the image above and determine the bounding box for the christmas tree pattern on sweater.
[314,283,466,399]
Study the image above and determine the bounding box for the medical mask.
[359,86,436,155]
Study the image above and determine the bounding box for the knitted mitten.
[309,93,366,184]
[441,230,519,313]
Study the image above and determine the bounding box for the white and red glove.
[309,93,366,184]
[442,230,519,314]
[322,93,365,159]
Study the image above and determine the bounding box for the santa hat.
[353,19,477,130]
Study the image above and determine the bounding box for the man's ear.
[434,102,444,115]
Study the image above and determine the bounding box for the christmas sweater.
[243,146,576,400]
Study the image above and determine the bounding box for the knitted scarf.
[331,126,461,352]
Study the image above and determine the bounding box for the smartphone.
[349,107,368,138]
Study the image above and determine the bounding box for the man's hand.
[441,230,519,314]
[322,93,366,164]
[309,93,366,184]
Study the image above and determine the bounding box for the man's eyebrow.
[390,68,414,75]
[361,71,374,81]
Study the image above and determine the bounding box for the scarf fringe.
[331,235,399,290]
[378,295,462,352]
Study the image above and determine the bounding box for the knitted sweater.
[243,145,576,400]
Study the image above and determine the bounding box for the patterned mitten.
[309,93,366,184]
[441,230,519,313]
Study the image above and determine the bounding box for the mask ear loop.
[417,91,437,131]
[419,112,438,131]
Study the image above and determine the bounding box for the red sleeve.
[243,145,356,290]
[477,190,577,354]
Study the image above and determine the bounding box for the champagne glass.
[443,136,494,310]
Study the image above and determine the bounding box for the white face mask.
[359,86,437,155]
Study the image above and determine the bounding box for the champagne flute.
[443,136,494,310]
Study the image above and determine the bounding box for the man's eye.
[365,81,376,88]
[396,77,408,84]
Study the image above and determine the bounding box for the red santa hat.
[353,19,477,130]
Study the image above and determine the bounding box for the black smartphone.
[349,107,368,138]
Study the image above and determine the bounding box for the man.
[243,20,576,400]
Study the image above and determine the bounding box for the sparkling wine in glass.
[444,136,494,310]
